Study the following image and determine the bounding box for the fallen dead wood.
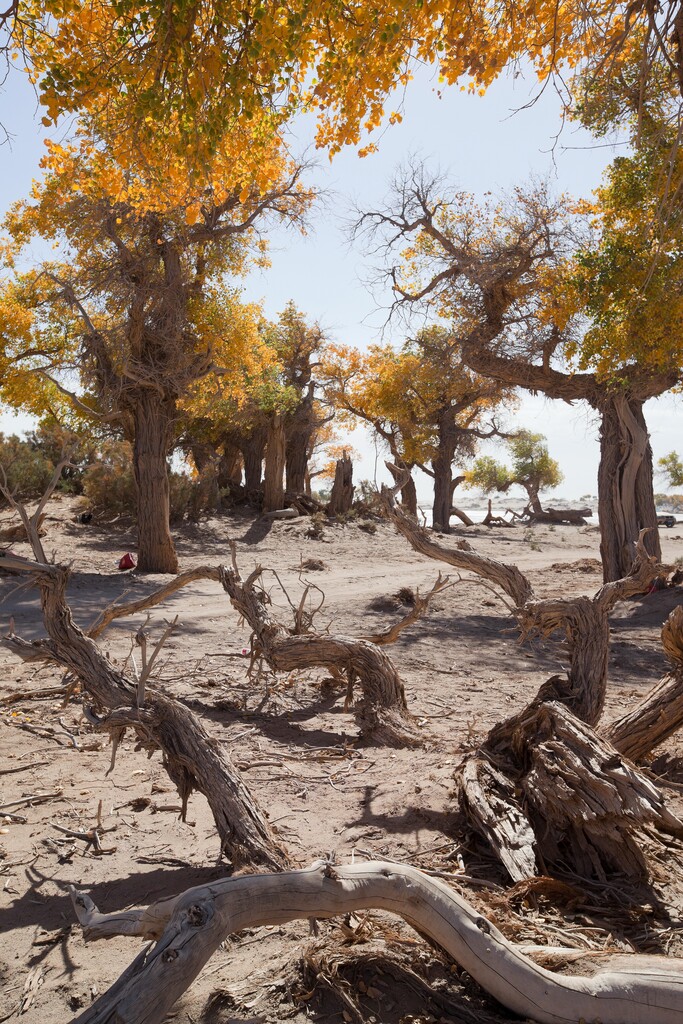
[380,491,682,879]
[68,859,683,1024]
[0,552,287,871]
[220,547,420,747]
[528,507,593,525]
[361,573,453,646]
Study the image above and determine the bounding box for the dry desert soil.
[2,496,683,1024]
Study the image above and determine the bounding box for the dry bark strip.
[69,860,683,1024]
[219,552,420,747]
[0,552,287,871]
[604,605,683,761]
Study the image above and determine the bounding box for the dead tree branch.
[220,543,420,747]
[0,551,287,870]
[68,860,683,1024]
[362,573,454,646]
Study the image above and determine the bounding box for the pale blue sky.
[0,65,679,503]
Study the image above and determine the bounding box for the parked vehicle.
[657,514,676,528]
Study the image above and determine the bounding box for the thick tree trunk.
[263,413,286,513]
[597,394,661,582]
[217,440,242,490]
[72,862,683,1024]
[133,393,178,574]
[328,454,355,515]
[432,453,453,532]
[189,442,220,509]
[240,427,267,492]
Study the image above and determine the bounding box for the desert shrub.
[82,440,136,516]
[83,440,208,522]
[0,433,56,502]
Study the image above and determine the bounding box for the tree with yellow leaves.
[2,138,313,571]
[324,326,513,531]
[6,0,679,194]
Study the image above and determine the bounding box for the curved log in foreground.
[70,860,683,1024]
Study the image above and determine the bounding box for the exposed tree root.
[68,860,683,1024]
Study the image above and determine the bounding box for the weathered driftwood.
[382,497,663,726]
[0,552,287,870]
[604,605,683,761]
[69,860,683,1024]
[220,548,420,746]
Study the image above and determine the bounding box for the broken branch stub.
[0,552,287,871]
[219,553,420,747]
[70,860,683,1024]
[604,605,683,761]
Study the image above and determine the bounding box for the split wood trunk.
[328,453,355,515]
[71,860,683,1024]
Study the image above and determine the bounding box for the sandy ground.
[2,495,683,1024]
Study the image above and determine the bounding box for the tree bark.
[328,454,355,515]
[596,393,661,582]
[263,413,286,513]
[240,426,267,492]
[431,448,453,532]
[71,860,683,1024]
[217,439,243,490]
[133,392,178,574]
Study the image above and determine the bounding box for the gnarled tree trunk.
[387,460,418,516]
[133,392,178,574]
[596,393,661,583]
[263,413,286,514]
[240,426,267,493]
[220,555,419,746]
[1,554,287,870]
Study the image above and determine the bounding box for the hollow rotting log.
[219,544,421,747]
[69,859,683,1024]
[0,552,287,871]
